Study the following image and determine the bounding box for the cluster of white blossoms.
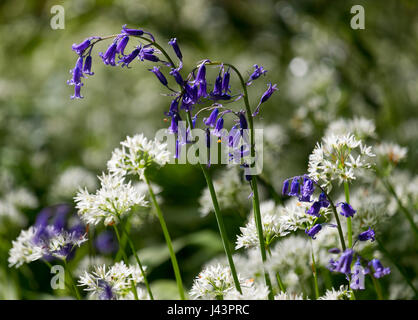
[107,134,170,180]
[78,261,149,300]
[318,285,351,300]
[74,173,148,226]
[325,117,376,140]
[199,167,251,217]
[275,292,305,300]
[189,264,268,300]
[235,199,321,250]
[375,141,408,166]
[308,133,375,191]
[8,226,87,268]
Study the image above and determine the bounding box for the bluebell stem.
[333,249,354,274]
[149,66,168,86]
[72,38,91,56]
[116,36,129,55]
[119,47,140,68]
[83,55,94,75]
[168,38,182,61]
[253,82,278,116]
[350,259,365,290]
[99,42,118,66]
[338,202,357,218]
[305,224,322,239]
[358,227,375,242]
[369,259,391,278]
[247,64,267,84]
[203,108,219,127]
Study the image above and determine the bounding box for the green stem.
[144,174,185,300]
[314,183,346,251]
[344,182,352,248]
[371,275,383,300]
[118,222,155,300]
[63,260,81,300]
[383,179,418,239]
[115,218,130,262]
[310,240,320,299]
[112,224,139,300]
[199,163,243,294]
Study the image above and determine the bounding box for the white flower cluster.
[375,141,408,165]
[8,226,87,268]
[325,117,376,140]
[308,133,375,191]
[318,285,351,300]
[275,292,305,300]
[235,199,320,250]
[107,134,170,180]
[74,173,148,226]
[199,167,251,217]
[189,263,267,300]
[78,261,149,300]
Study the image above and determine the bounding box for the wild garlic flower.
[8,225,87,268]
[325,117,376,140]
[189,264,245,300]
[107,134,170,180]
[275,292,305,300]
[78,262,149,300]
[74,173,148,226]
[308,133,375,191]
[223,282,269,300]
[375,141,408,166]
[318,285,351,300]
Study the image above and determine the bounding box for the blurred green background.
[0,0,417,299]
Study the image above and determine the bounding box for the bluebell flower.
[253,83,278,116]
[333,249,354,274]
[71,83,84,100]
[222,69,230,93]
[328,247,341,254]
[72,38,91,56]
[282,179,290,196]
[247,64,267,84]
[369,259,391,278]
[138,46,159,62]
[195,63,207,84]
[67,56,84,86]
[119,47,140,68]
[318,192,329,208]
[83,55,94,75]
[204,108,219,127]
[306,201,321,217]
[214,117,224,137]
[95,231,118,254]
[210,72,231,100]
[299,176,314,202]
[98,280,114,300]
[121,25,144,36]
[350,259,365,290]
[338,202,357,218]
[289,177,300,196]
[305,224,322,239]
[168,38,182,61]
[169,112,181,134]
[238,111,248,130]
[149,66,168,86]
[166,97,179,116]
[116,36,129,55]
[99,42,118,66]
[358,227,375,242]
[169,68,184,86]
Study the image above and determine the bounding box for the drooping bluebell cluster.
[69,26,278,175]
